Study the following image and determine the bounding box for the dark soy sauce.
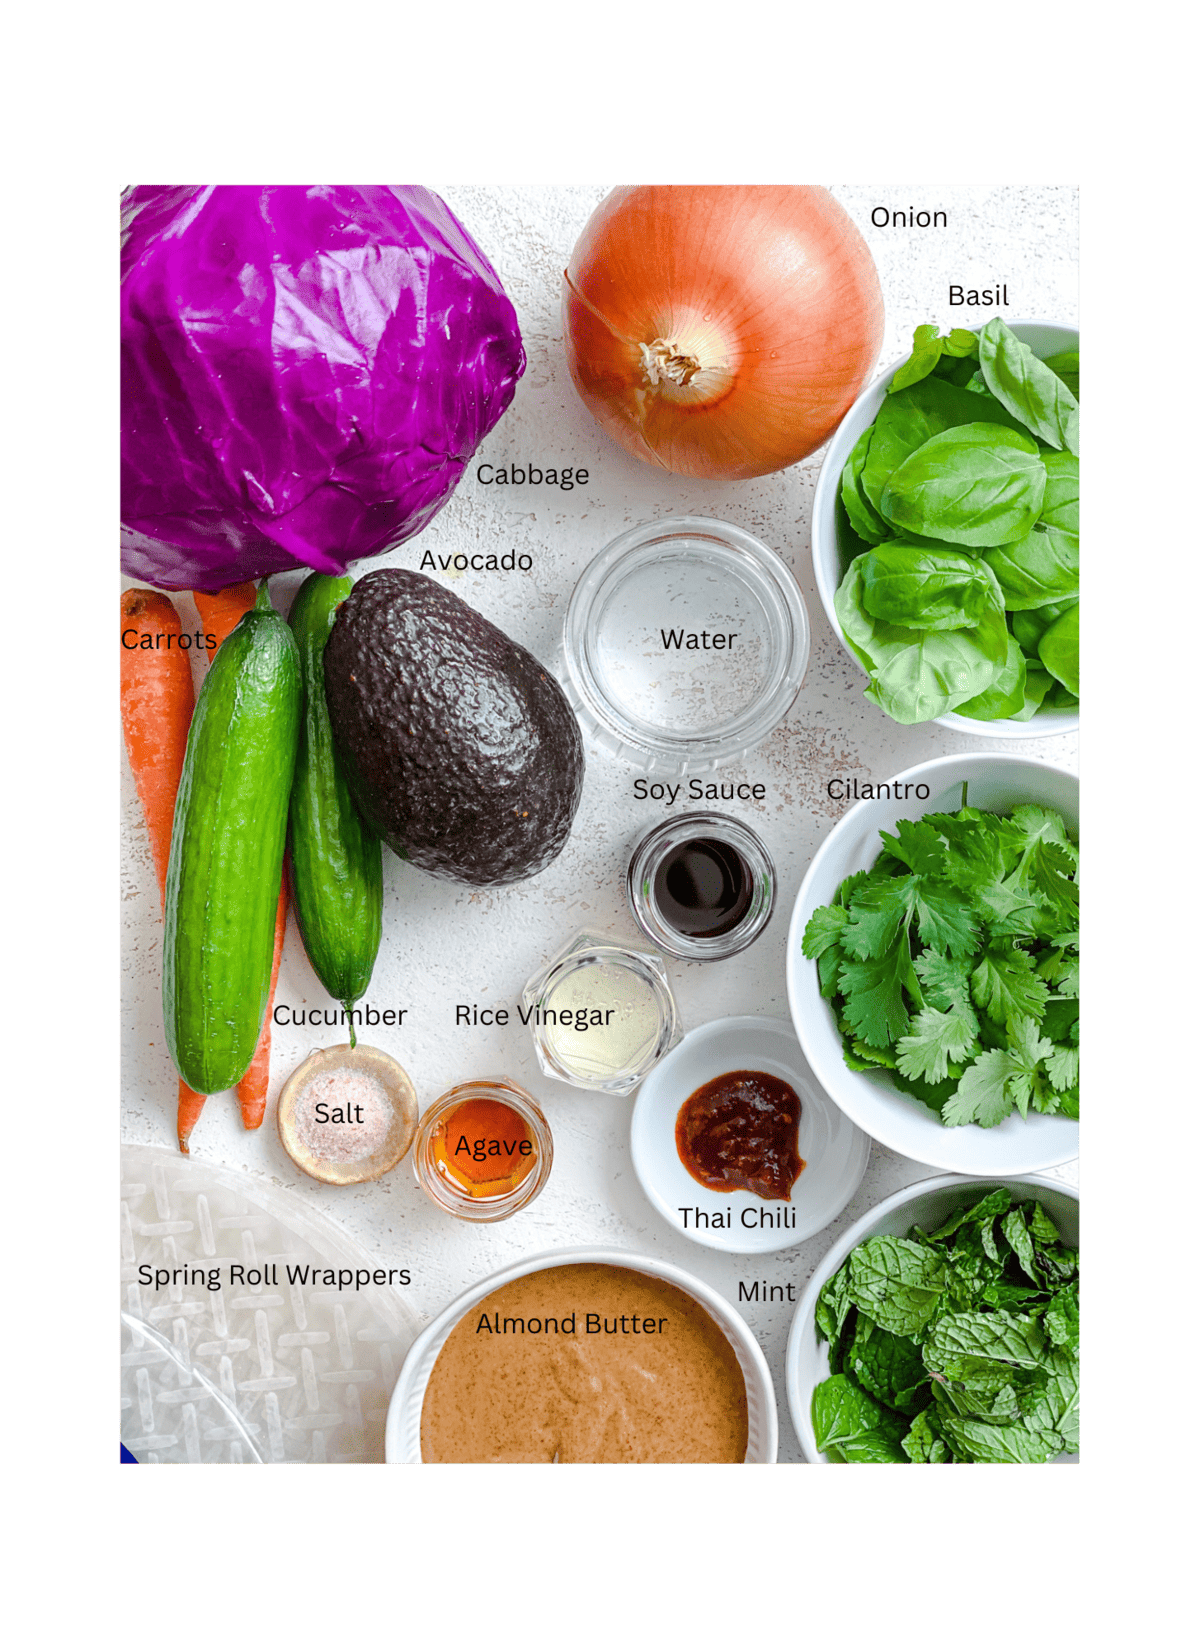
[653,838,752,938]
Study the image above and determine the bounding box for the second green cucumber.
[288,573,383,1044]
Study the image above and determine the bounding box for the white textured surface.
[121,184,1079,1463]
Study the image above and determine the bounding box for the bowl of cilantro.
[786,1174,1079,1463]
[786,751,1078,1173]
[812,318,1079,736]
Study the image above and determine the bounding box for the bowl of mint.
[786,1174,1079,1463]
[812,318,1078,736]
[786,751,1078,1174]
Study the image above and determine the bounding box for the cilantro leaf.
[841,876,914,960]
[838,938,912,1048]
[896,1000,980,1083]
[877,818,949,877]
[1045,1044,1080,1091]
[971,944,1050,1025]
[942,1048,1017,1127]
[802,903,849,960]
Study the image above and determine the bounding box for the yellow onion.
[562,186,884,479]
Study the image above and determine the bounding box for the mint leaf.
[847,1236,947,1336]
[811,1374,885,1453]
[849,1319,930,1417]
[938,1413,1060,1463]
[1028,1200,1062,1249]
[925,1309,1048,1371]
[815,1263,854,1350]
[926,1188,1013,1241]
[1043,1288,1079,1353]
[1001,1208,1043,1284]
[902,1409,949,1463]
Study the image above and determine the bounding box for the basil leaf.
[889,324,945,393]
[1012,599,1075,662]
[1038,449,1079,538]
[891,326,983,396]
[942,328,980,359]
[880,423,1045,547]
[1042,349,1080,399]
[840,427,890,544]
[1010,665,1054,722]
[860,542,1006,632]
[865,622,1013,725]
[982,526,1079,610]
[978,317,1080,454]
[861,378,1030,512]
[955,635,1027,720]
[1038,603,1079,695]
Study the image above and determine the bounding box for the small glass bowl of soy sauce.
[627,812,776,962]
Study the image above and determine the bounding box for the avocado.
[323,569,584,885]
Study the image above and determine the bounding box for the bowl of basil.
[786,1173,1079,1463]
[812,318,1079,735]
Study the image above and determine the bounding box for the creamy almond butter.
[420,1262,749,1463]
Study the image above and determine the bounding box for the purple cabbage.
[121,186,525,592]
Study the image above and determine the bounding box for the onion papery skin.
[562,186,884,480]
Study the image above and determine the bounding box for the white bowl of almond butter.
[277,1043,419,1186]
[385,1247,778,1463]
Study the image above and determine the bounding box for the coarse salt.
[293,1069,394,1162]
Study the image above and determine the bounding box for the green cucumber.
[288,573,382,1045]
[164,583,301,1093]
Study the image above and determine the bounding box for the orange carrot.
[120,589,195,897]
[120,589,209,1153]
[194,581,257,654]
[237,875,287,1130]
[176,1081,208,1154]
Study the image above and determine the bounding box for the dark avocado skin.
[323,569,585,886]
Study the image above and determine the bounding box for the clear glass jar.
[627,812,777,962]
[522,929,678,1094]
[412,1079,553,1223]
[562,516,810,774]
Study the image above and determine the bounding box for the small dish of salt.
[277,1044,419,1185]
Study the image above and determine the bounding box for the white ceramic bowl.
[385,1245,779,1462]
[786,752,1079,1174]
[786,1173,1079,1463]
[811,318,1079,739]
[630,1016,869,1254]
